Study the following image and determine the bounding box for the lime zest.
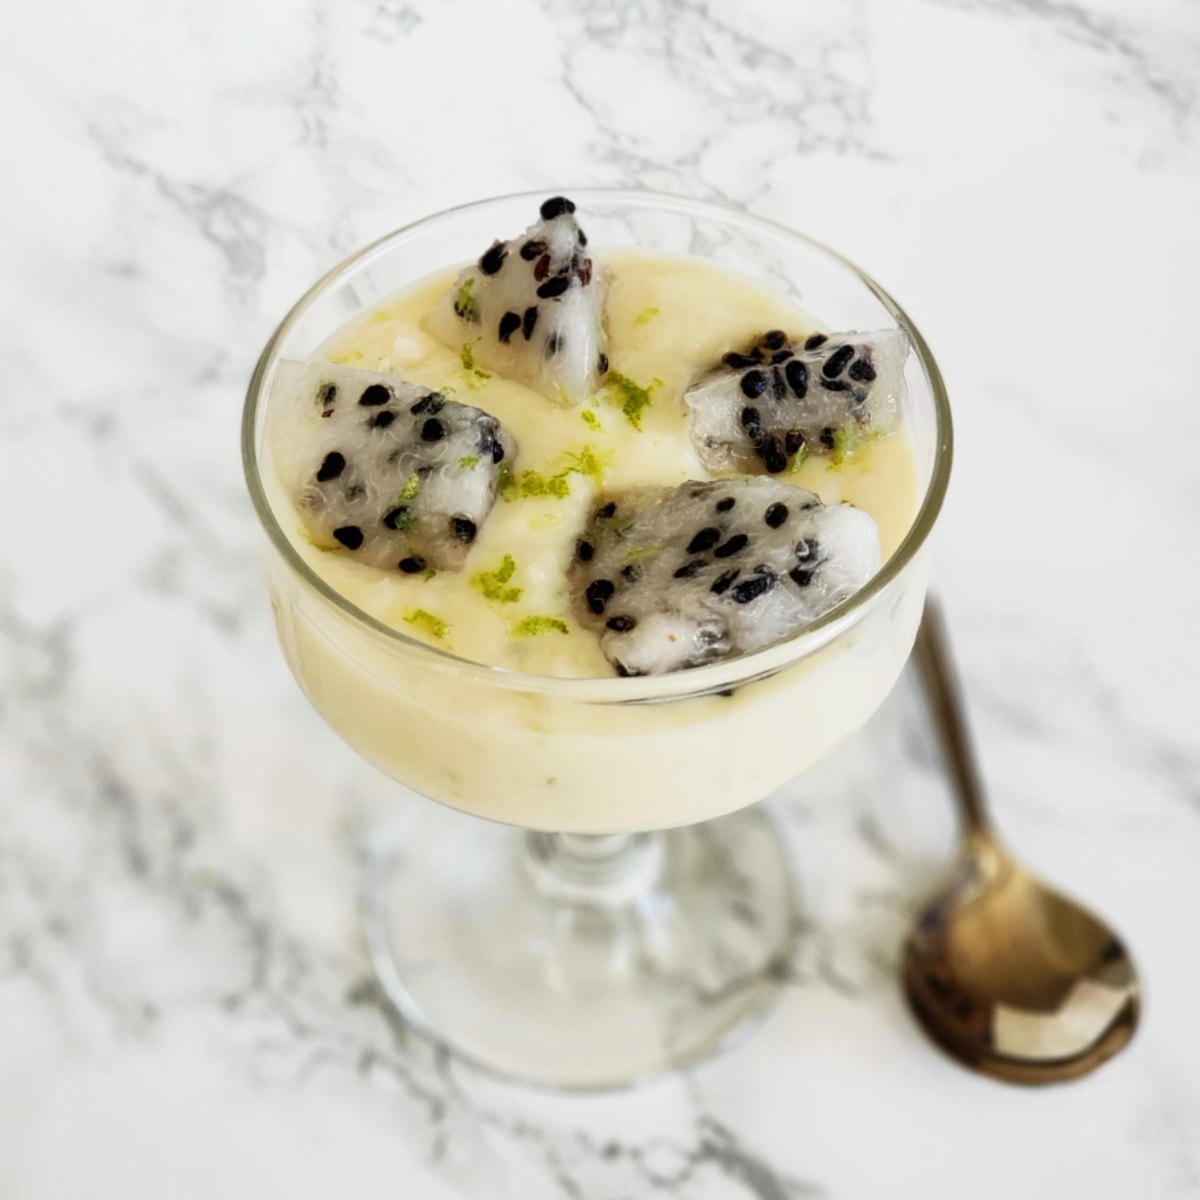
[472,554,523,604]
[827,424,886,468]
[515,470,571,499]
[459,341,491,390]
[560,445,609,483]
[326,349,363,365]
[623,543,664,563]
[455,277,476,320]
[580,409,602,431]
[389,506,417,532]
[501,445,609,502]
[511,616,570,637]
[457,455,480,470]
[790,443,810,473]
[635,306,660,325]
[399,473,421,501]
[404,609,449,641]
[605,370,660,431]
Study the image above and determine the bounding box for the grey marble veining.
[3,0,1200,1195]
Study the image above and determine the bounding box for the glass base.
[362,803,799,1091]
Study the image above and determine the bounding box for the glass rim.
[242,187,953,700]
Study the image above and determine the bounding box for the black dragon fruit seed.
[536,276,570,300]
[686,527,721,554]
[498,311,521,343]
[764,503,788,528]
[731,574,775,604]
[762,437,788,474]
[740,370,767,398]
[358,384,390,407]
[804,333,828,350]
[710,568,740,595]
[539,196,576,219]
[723,352,760,369]
[713,533,749,558]
[479,242,507,275]
[333,525,364,550]
[370,410,397,429]
[450,517,477,543]
[420,418,446,442]
[784,360,808,398]
[316,451,346,482]
[822,344,855,379]
[586,579,615,614]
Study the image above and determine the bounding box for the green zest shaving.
[455,277,476,320]
[514,470,571,499]
[828,425,886,468]
[623,543,664,562]
[560,445,608,483]
[472,554,523,603]
[399,473,421,501]
[580,409,601,430]
[501,446,609,501]
[605,371,660,430]
[459,341,491,390]
[457,455,480,470]
[790,443,810,473]
[389,507,417,532]
[404,609,449,641]
[327,349,363,365]
[511,616,570,637]
[635,306,660,325]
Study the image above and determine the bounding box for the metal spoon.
[903,600,1140,1084]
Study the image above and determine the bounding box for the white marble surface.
[3,0,1200,1195]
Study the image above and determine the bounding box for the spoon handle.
[914,599,993,837]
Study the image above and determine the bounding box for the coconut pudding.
[259,197,929,831]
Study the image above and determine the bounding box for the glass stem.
[523,831,665,905]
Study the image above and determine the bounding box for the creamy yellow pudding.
[260,249,928,831]
[268,253,919,677]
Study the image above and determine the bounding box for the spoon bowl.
[904,604,1140,1084]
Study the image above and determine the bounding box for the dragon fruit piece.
[271,359,516,572]
[685,328,908,474]
[570,478,881,677]
[427,196,609,406]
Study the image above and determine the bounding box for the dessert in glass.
[242,191,952,1089]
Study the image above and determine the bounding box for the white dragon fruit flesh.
[569,478,881,677]
[427,196,609,406]
[685,329,908,474]
[271,359,516,573]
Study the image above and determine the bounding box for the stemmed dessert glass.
[243,190,952,1090]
